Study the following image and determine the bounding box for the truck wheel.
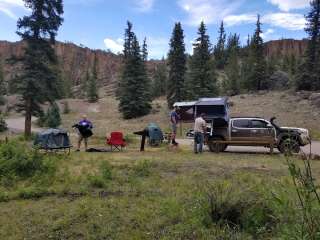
[278,138,300,154]
[208,137,227,153]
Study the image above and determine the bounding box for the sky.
[0,0,311,59]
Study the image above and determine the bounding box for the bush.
[62,101,70,114]
[0,141,56,180]
[133,160,152,177]
[0,114,7,132]
[87,161,113,188]
[46,103,61,128]
[87,175,106,188]
[100,161,113,181]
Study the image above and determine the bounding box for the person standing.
[73,115,93,151]
[194,113,206,154]
[170,106,180,145]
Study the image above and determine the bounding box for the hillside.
[0,39,307,96]
[0,40,160,97]
[51,91,320,139]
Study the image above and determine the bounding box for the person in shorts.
[170,106,180,145]
[73,115,93,151]
[194,113,206,154]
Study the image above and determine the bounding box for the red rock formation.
[264,39,308,58]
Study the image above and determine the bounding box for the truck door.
[231,119,252,141]
[249,119,275,142]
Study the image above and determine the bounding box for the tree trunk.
[25,98,32,138]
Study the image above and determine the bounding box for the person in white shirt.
[194,113,206,154]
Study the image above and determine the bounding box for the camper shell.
[174,97,229,126]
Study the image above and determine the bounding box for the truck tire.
[278,138,300,154]
[208,137,227,153]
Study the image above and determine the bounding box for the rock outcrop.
[264,39,308,58]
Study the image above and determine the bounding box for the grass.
[1,137,320,239]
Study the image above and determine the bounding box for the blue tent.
[34,129,72,150]
[147,123,164,146]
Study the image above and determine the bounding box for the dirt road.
[176,138,320,155]
[5,117,43,133]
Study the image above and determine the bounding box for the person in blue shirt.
[170,106,180,145]
[73,115,93,151]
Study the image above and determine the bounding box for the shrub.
[200,181,276,237]
[0,114,7,132]
[17,187,51,199]
[87,175,106,188]
[133,160,152,177]
[100,161,113,181]
[62,101,70,114]
[46,103,61,128]
[0,141,56,180]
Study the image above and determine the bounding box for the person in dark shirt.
[170,106,180,145]
[73,115,93,151]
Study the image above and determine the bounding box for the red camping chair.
[107,132,126,151]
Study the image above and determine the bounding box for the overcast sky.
[0,0,311,59]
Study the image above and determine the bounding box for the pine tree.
[225,34,241,95]
[118,22,152,119]
[296,0,320,90]
[87,54,99,103]
[12,0,63,137]
[0,58,5,105]
[46,102,61,128]
[247,15,267,91]
[185,21,217,99]
[214,21,227,69]
[142,37,148,61]
[167,22,187,107]
[152,58,167,98]
[0,58,5,96]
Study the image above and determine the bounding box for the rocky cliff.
[0,40,160,97]
[264,39,308,58]
[0,39,308,96]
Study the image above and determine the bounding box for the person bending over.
[73,115,93,151]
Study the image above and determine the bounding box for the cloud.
[224,14,256,27]
[135,0,155,12]
[178,0,244,26]
[0,0,25,19]
[260,28,275,39]
[103,38,124,54]
[263,13,306,30]
[224,12,306,31]
[267,0,309,11]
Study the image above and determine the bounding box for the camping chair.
[106,132,126,151]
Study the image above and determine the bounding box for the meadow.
[0,137,319,239]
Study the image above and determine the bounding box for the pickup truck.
[188,117,310,153]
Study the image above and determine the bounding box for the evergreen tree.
[185,21,217,99]
[225,34,241,95]
[214,21,227,69]
[87,54,99,103]
[118,22,152,119]
[142,37,148,61]
[0,58,5,105]
[296,0,320,90]
[12,0,63,137]
[46,102,61,128]
[247,15,267,90]
[167,22,187,107]
[0,58,5,96]
[152,59,167,98]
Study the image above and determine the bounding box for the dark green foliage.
[0,141,55,180]
[245,15,267,91]
[118,22,152,119]
[46,102,61,128]
[62,101,70,114]
[185,21,217,99]
[12,0,64,137]
[167,22,187,107]
[0,58,6,97]
[87,161,113,188]
[0,114,7,132]
[87,54,99,103]
[296,0,320,90]
[214,21,227,69]
[225,49,240,96]
[152,59,167,98]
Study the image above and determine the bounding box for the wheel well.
[208,134,226,141]
[278,134,301,145]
